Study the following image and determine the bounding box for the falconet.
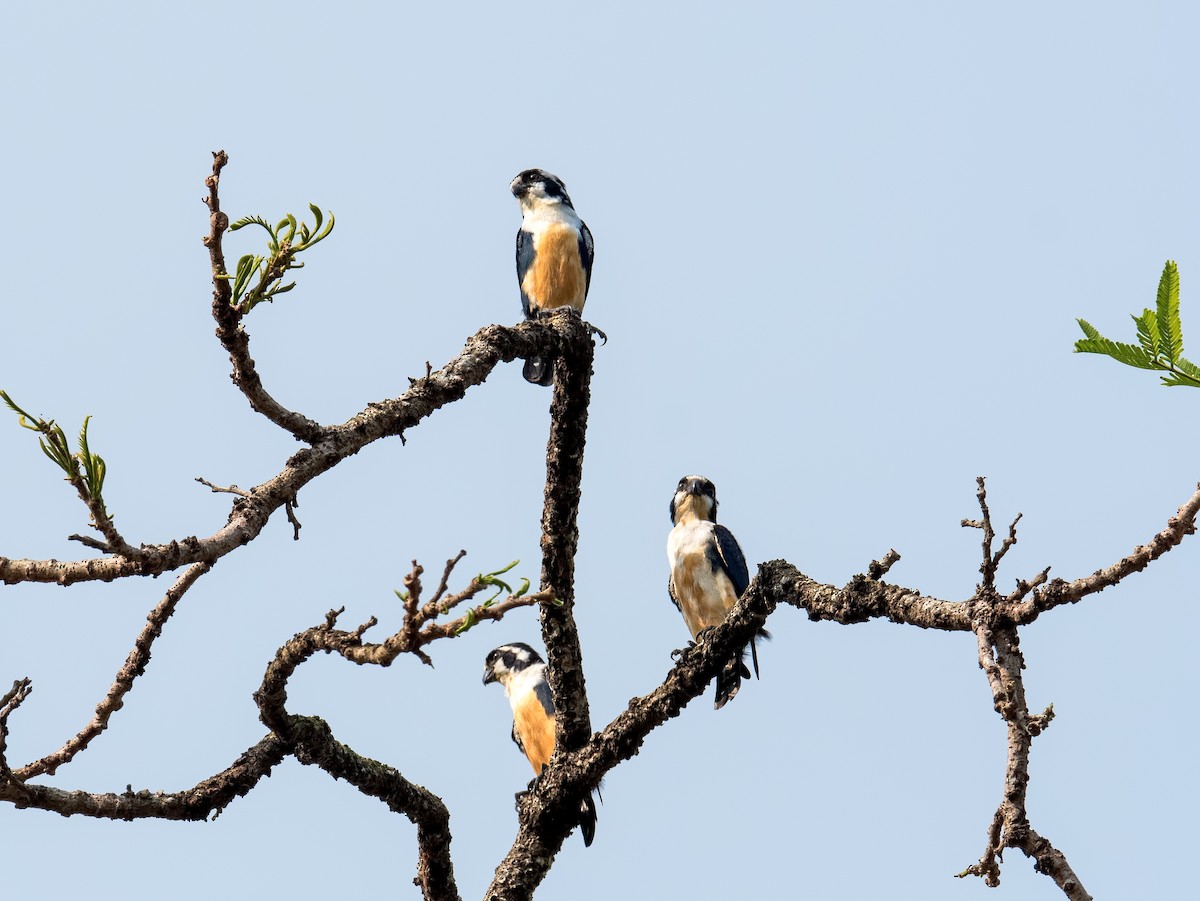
[483,642,598,845]
[510,169,594,385]
[667,475,767,709]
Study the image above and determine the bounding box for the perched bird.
[510,168,594,385]
[483,642,598,846]
[667,475,767,709]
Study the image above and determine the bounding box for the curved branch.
[1009,481,1200,623]
[0,735,287,821]
[489,479,1200,901]
[253,612,462,901]
[203,151,325,443]
[485,557,779,900]
[0,315,596,587]
[15,561,213,780]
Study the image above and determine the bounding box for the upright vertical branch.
[537,316,596,750]
[960,480,1091,901]
[202,150,324,443]
[484,319,597,901]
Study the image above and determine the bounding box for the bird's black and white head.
[669,475,719,525]
[482,642,545,687]
[510,168,575,211]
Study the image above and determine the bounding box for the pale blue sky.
[2,2,1197,899]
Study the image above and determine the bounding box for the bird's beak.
[483,668,498,686]
[509,177,524,198]
[683,478,705,496]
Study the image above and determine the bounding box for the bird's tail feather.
[579,792,598,847]
[714,651,751,710]
[749,627,772,680]
[523,357,554,386]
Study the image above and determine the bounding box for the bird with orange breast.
[667,475,768,709]
[509,169,594,385]
[483,642,597,845]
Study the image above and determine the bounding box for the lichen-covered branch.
[0,678,33,780]
[284,715,460,901]
[0,315,595,587]
[536,326,595,752]
[489,474,1200,900]
[954,482,1091,899]
[252,606,468,901]
[1007,480,1200,624]
[15,562,212,781]
[0,734,287,821]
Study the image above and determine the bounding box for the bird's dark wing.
[711,524,749,598]
[516,228,537,319]
[533,678,555,717]
[712,523,770,679]
[579,220,594,297]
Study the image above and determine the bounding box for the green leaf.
[92,455,106,496]
[226,204,335,313]
[1074,336,1158,369]
[229,214,273,235]
[1134,309,1160,357]
[1173,355,1200,380]
[1076,319,1100,340]
[77,416,92,461]
[1157,260,1182,363]
[1162,355,1200,387]
[454,608,478,636]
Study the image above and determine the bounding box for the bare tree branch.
[1007,480,1200,624]
[1,734,287,821]
[0,678,33,781]
[0,316,596,587]
[954,487,1093,898]
[252,606,468,901]
[536,327,595,751]
[283,714,461,901]
[15,562,213,781]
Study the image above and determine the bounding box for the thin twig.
[16,562,213,781]
[195,477,250,497]
[866,549,901,580]
[0,315,592,587]
[204,151,325,443]
[1011,481,1200,624]
[1,678,34,779]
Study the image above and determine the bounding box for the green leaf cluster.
[1,391,106,499]
[474,559,530,604]
[453,561,533,636]
[221,204,335,313]
[1075,260,1200,387]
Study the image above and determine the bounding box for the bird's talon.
[670,640,697,660]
